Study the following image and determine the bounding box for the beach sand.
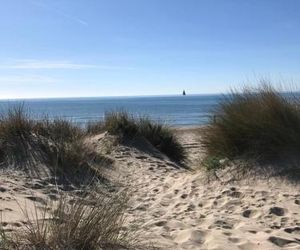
[1,128,300,249]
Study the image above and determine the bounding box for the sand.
[1,128,300,249]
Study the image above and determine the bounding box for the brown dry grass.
[0,190,140,250]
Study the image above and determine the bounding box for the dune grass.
[0,106,143,249]
[0,190,139,250]
[86,121,105,135]
[34,118,84,143]
[0,105,35,166]
[104,111,139,137]
[104,111,186,163]
[0,105,101,185]
[202,83,300,169]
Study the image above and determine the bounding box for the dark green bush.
[203,84,300,162]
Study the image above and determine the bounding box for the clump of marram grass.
[86,121,105,135]
[104,111,186,163]
[202,83,300,170]
[104,111,139,137]
[0,105,102,185]
[48,139,99,185]
[34,118,84,143]
[0,191,140,250]
[138,117,186,163]
[0,105,35,166]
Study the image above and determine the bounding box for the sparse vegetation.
[202,83,300,169]
[0,191,138,250]
[104,111,186,163]
[202,155,223,171]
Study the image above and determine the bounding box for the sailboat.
[182,90,186,96]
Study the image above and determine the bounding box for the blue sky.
[0,0,299,98]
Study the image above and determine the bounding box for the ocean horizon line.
[0,93,223,101]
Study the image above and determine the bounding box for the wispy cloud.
[0,59,135,70]
[28,0,88,26]
[0,75,58,84]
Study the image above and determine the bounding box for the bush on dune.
[202,83,300,168]
[104,111,186,163]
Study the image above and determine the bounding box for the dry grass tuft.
[0,105,103,185]
[0,105,35,167]
[202,83,300,172]
[104,111,139,137]
[86,121,105,135]
[0,190,140,250]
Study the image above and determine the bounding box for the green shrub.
[203,83,300,163]
[104,112,186,163]
[202,155,223,171]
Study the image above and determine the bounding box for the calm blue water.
[0,95,221,127]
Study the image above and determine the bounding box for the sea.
[0,95,222,127]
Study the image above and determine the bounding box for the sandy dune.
[105,128,300,249]
[1,128,300,249]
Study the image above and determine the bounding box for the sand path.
[107,129,300,250]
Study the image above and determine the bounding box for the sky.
[0,0,299,99]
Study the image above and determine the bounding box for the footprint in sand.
[181,193,188,199]
[209,219,235,230]
[0,186,8,192]
[269,206,286,216]
[228,237,242,243]
[174,229,207,245]
[284,226,300,234]
[242,209,260,218]
[268,236,300,247]
[26,196,46,205]
[154,220,167,227]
